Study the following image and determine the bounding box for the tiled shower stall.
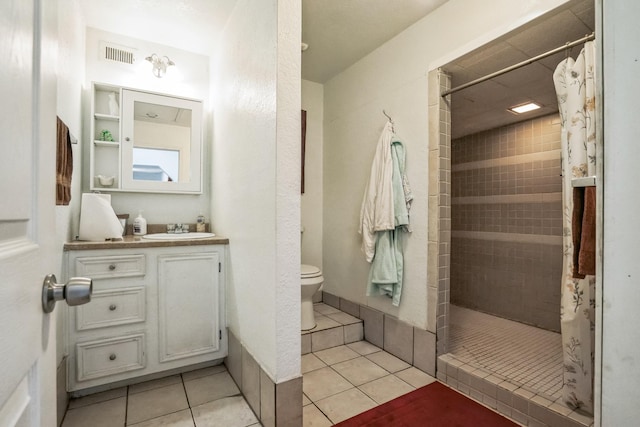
[428,69,593,426]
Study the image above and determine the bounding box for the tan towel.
[578,187,596,276]
[572,187,585,279]
[56,117,73,205]
[572,187,596,278]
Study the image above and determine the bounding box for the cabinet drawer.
[75,255,145,279]
[76,287,146,331]
[76,334,145,381]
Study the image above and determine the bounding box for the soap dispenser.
[133,211,147,236]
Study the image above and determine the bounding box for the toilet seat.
[301,264,322,279]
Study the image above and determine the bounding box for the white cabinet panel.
[75,254,145,279]
[158,252,220,362]
[76,287,146,331]
[76,334,145,381]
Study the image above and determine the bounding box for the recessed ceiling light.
[509,102,542,114]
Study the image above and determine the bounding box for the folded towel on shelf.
[571,186,596,278]
[571,187,585,279]
[578,186,596,276]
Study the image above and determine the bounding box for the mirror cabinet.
[90,83,203,194]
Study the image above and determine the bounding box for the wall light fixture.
[145,54,175,78]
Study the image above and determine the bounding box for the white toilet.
[301,264,324,331]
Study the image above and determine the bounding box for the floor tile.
[184,371,240,407]
[302,353,327,374]
[313,345,359,366]
[303,366,353,402]
[314,315,341,331]
[303,404,332,427]
[191,396,258,427]
[127,408,195,427]
[311,327,344,352]
[366,351,411,373]
[314,303,341,315]
[325,312,361,325]
[68,387,127,409]
[331,357,388,386]
[347,341,382,356]
[62,396,126,427]
[127,383,189,425]
[303,394,312,406]
[182,364,227,382]
[395,367,437,388]
[129,375,182,395]
[315,388,377,424]
[359,374,415,404]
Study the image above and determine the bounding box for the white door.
[0,0,59,425]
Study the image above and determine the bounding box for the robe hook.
[382,110,395,133]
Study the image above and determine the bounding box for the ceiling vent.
[100,41,137,65]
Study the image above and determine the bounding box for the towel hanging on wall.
[360,120,413,306]
[56,116,73,206]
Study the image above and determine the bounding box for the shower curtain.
[553,41,596,414]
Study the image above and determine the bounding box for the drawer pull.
[109,304,117,311]
[109,353,117,361]
[108,264,116,271]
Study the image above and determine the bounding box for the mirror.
[121,90,202,193]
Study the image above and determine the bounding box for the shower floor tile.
[448,305,563,399]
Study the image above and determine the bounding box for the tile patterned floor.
[61,365,260,427]
[61,340,436,427]
[448,305,563,400]
[302,341,437,426]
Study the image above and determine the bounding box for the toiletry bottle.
[133,211,147,236]
[196,213,206,232]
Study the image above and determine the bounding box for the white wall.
[56,0,86,365]
[212,0,301,382]
[83,28,211,228]
[301,80,323,268]
[601,0,640,423]
[322,0,569,329]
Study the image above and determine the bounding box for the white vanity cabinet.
[64,242,227,392]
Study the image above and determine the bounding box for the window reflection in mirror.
[132,101,191,183]
[133,147,179,181]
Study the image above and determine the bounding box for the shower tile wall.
[451,114,563,332]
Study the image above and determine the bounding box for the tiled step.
[301,303,364,355]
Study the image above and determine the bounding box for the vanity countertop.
[64,235,229,251]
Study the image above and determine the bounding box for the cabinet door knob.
[109,264,116,271]
[109,304,117,311]
[125,137,130,142]
[109,354,117,361]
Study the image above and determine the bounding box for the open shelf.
[94,140,120,147]
[94,113,120,122]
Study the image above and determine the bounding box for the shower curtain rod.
[441,32,595,97]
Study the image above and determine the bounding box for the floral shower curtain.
[553,41,596,414]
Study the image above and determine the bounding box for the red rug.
[334,381,518,427]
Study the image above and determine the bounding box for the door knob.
[42,274,93,313]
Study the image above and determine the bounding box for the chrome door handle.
[42,274,93,313]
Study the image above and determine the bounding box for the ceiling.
[80,0,594,139]
[301,0,449,83]
[79,0,238,56]
[445,0,594,138]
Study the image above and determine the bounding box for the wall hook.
[383,110,395,133]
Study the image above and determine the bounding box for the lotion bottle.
[196,213,206,232]
[133,211,147,236]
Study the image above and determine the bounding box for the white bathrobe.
[359,121,395,262]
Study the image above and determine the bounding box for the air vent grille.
[101,42,136,65]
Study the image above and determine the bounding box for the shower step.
[301,303,364,355]
[437,354,593,427]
